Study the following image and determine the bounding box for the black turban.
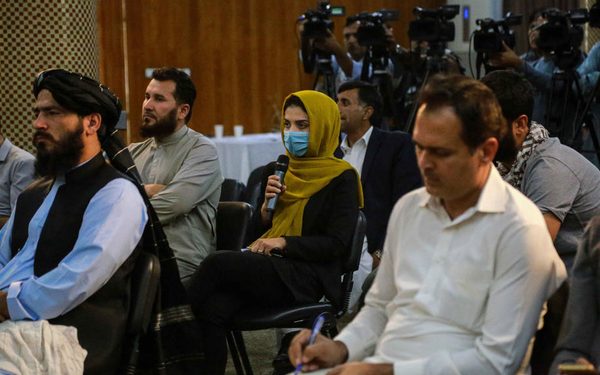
[33,69,122,137]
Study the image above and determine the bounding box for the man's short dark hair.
[338,80,383,127]
[481,70,534,124]
[151,67,196,123]
[418,74,507,151]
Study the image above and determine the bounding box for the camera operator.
[298,9,407,97]
[487,8,586,145]
[521,8,550,64]
[297,16,362,95]
[343,17,367,62]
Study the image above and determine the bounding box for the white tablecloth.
[213,133,286,183]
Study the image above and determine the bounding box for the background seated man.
[336,80,421,309]
[0,121,35,228]
[482,70,600,272]
[288,75,566,375]
[482,69,600,374]
[0,69,147,374]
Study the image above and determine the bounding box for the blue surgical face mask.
[284,131,309,157]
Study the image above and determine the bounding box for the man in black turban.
[0,69,148,374]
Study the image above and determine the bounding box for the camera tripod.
[545,52,600,162]
[403,43,455,133]
[360,45,396,129]
[569,69,600,163]
[312,52,337,99]
[301,36,337,99]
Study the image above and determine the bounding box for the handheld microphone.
[266,154,289,218]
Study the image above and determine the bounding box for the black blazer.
[249,164,359,309]
[361,127,422,253]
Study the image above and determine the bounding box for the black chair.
[220,178,246,202]
[122,251,161,373]
[216,201,253,251]
[242,165,266,210]
[226,211,367,375]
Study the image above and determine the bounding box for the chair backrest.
[338,210,367,316]
[126,251,161,336]
[216,201,253,251]
[122,251,160,372]
[220,179,246,202]
[242,165,266,210]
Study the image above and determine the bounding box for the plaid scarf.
[497,121,549,188]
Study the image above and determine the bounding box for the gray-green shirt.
[129,126,223,279]
[521,137,600,271]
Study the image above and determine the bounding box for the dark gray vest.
[11,153,140,375]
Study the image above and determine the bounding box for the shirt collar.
[419,166,508,224]
[64,152,106,184]
[0,138,13,162]
[340,126,373,154]
[154,125,189,147]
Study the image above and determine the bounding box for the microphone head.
[275,154,290,172]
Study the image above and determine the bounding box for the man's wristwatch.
[373,250,383,260]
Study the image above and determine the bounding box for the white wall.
[446,0,503,77]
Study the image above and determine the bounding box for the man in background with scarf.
[0,69,147,374]
[482,70,600,272]
[482,69,600,375]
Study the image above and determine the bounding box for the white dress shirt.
[340,126,373,310]
[340,126,373,176]
[335,167,567,374]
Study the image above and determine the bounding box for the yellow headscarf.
[261,90,364,239]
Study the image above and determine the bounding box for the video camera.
[298,1,335,74]
[536,8,587,55]
[473,13,522,53]
[353,9,400,48]
[408,5,459,43]
[300,1,334,40]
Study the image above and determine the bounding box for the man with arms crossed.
[130,67,223,281]
[289,75,566,374]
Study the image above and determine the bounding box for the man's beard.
[140,107,178,138]
[34,120,85,177]
[494,131,519,166]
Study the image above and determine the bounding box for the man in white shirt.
[289,74,566,375]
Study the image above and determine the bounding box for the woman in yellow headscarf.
[187,90,362,374]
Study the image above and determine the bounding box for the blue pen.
[294,313,326,374]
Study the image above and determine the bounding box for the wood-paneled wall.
[98,0,444,143]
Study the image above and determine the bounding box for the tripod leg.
[404,68,431,134]
[588,122,600,165]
